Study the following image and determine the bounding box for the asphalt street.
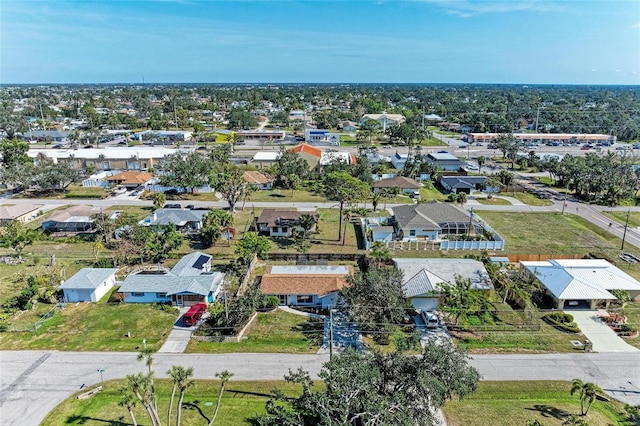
[2,350,640,426]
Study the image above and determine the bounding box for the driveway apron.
[569,310,639,353]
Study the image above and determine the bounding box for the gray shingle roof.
[440,176,487,189]
[140,208,208,227]
[171,251,211,276]
[59,268,118,290]
[392,202,473,230]
[394,258,493,298]
[372,176,420,189]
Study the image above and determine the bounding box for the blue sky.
[2,0,639,84]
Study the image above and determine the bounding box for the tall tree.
[235,232,271,265]
[152,192,166,210]
[359,119,382,146]
[570,379,603,416]
[157,151,211,194]
[142,225,184,264]
[167,365,194,426]
[0,138,30,168]
[213,167,252,213]
[127,372,161,426]
[341,267,407,344]
[257,343,479,426]
[209,370,234,426]
[201,210,234,247]
[273,148,309,189]
[0,221,40,258]
[322,171,370,241]
[118,389,139,426]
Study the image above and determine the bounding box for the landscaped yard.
[450,304,580,354]
[609,302,640,349]
[41,379,302,426]
[185,309,324,354]
[0,302,178,351]
[443,381,631,425]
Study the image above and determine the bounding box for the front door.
[176,294,183,307]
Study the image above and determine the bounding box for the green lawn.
[443,381,630,426]
[41,379,302,426]
[475,197,511,206]
[420,185,448,202]
[450,304,580,354]
[248,188,327,203]
[498,191,554,206]
[603,210,640,228]
[0,302,178,351]
[64,185,109,199]
[185,309,323,353]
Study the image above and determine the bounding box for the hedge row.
[542,312,581,333]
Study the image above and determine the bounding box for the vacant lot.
[0,302,178,351]
[186,309,324,354]
[42,379,302,426]
[444,381,630,425]
[249,188,327,203]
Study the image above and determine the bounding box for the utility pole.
[561,181,569,214]
[535,105,541,133]
[329,308,334,359]
[621,209,631,250]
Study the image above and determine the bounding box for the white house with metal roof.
[521,259,640,309]
[138,208,209,232]
[394,258,493,311]
[118,252,224,307]
[59,268,119,302]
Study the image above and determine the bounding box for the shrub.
[263,296,280,310]
[542,312,580,333]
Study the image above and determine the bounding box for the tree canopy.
[256,343,480,426]
[157,151,211,194]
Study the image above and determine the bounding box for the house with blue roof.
[118,252,225,307]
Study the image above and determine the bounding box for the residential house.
[361,113,406,131]
[138,208,209,232]
[390,151,408,170]
[42,205,98,234]
[440,176,488,194]
[372,176,421,195]
[288,144,322,170]
[423,152,462,172]
[339,121,358,132]
[251,151,281,169]
[521,259,640,309]
[259,265,354,308]
[119,252,224,306]
[256,209,316,237]
[319,151,357,168]
[394,258,493,311]
[59,268,119,302]
[106,171,154,189]
[243,170,274,190]
[424,113,443,122]
[305,129,340,146]
[22,130,69,143]
[0,204,42,224]
[390,202,479,241]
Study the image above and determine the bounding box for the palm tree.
[209,370,234,426]
[562,414,588,425]
[175,366,195,426]
[118,388,138,426]
[477,155,486,173]
[137,348,158,414]
[571,378,602,416]
[370,191,381,212]
[127,372,161,426]
[167,365,194,426]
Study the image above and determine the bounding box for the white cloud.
[421,0,561,17]
[631,23,640,29]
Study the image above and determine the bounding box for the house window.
[278,295,287,305]
[297,295,313,304]
[131,292,144,297]
[409,230,416,237]
[156,293,167,298]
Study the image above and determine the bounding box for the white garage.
[59,268,119,302]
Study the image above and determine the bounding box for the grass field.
[443,381,630,426]
[41,379,302,426]
[0,302,178,351]
[450,304,580,354]
[185,309,324,354]
[475,197,512,206]
[248,188,327,203]
[603,210,640,228]
[41,379,633,426]
[498,191,555,206]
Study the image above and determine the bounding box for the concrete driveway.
[570,310,639,353]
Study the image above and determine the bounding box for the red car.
[182,303,207,326]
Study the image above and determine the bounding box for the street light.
[97,368,105,389]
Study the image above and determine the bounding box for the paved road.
[2,350,640,426]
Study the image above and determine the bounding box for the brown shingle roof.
[106,171,154,185]
[0,204,41,220]
[257,209,305,227]
[260,265,353,297]
[243,170,274,185]
[372,176,420,189]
